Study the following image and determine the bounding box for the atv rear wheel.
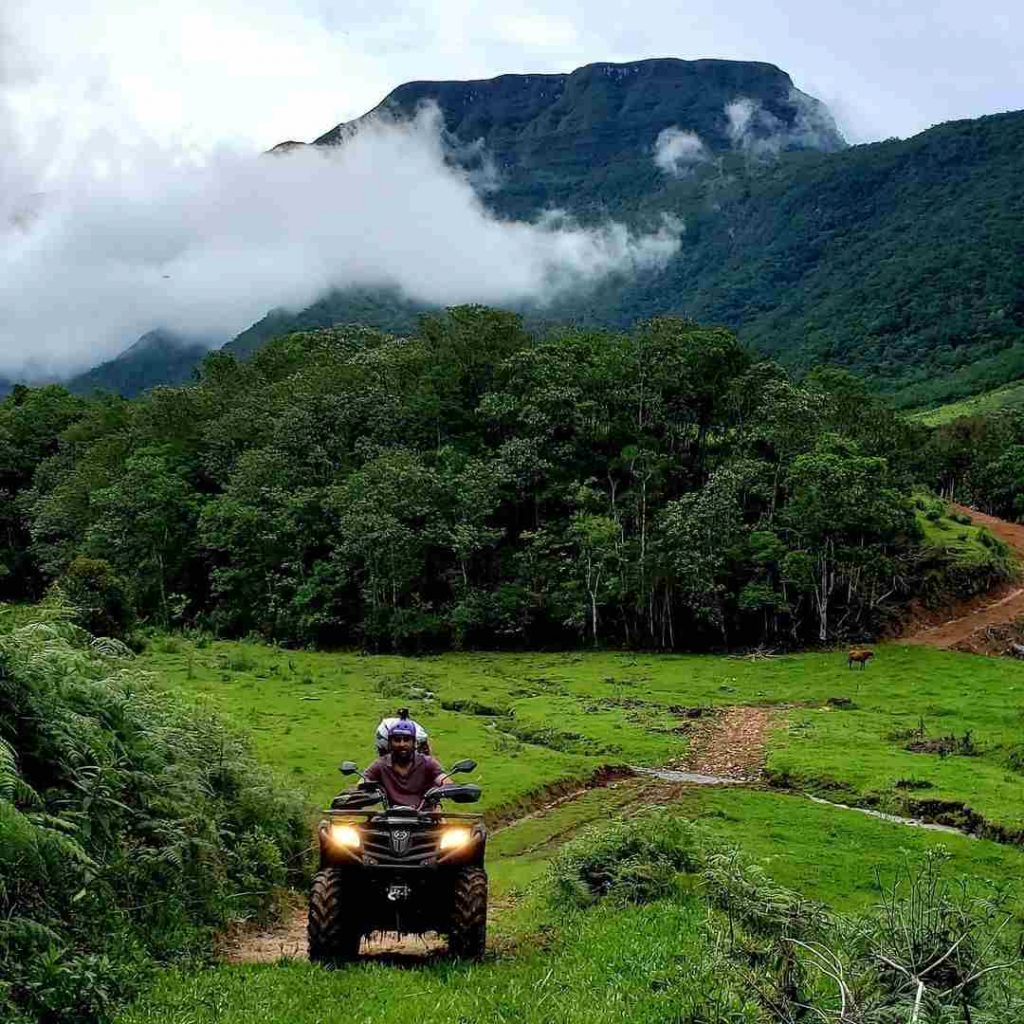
[308,869,361,964]
[448,866,487,960]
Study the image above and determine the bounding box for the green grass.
[138,638,1024,837]
[672,787,1024,913]
[913,379,1024,426]
[118,637,1024,1024]
[915,506,1008,571]
[120,898,763,1024]
[487,781,1024,913]
[120,787,1024,1024]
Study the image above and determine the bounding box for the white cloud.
[0,105,681,377]
[653,126,711,176]
[725,90,842,158]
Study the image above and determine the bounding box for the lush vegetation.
[915,380,1024,427]
[914,402,1024,522]
[229,103,1024,412]
[0,609,308,1024]
[5,308,1009,653]
[58,75,1023,412]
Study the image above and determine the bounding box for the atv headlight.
[439,826,473,851]
[329,823,361,849]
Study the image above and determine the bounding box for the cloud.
[0,104,682,378]
[653,127,711,177]
[725,90,844,158]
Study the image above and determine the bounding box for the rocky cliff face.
[305,58,845,215]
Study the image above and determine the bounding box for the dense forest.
[1,307,1011,652]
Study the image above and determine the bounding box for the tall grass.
[0,613,309,1023]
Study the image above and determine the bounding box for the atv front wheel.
[448,866,487,960]
[308,869,360,964]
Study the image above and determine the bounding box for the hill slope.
[65,330,211,398]
[59,59,1024,407]
[558,109,1024,407]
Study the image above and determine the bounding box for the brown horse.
[848,648,875,669]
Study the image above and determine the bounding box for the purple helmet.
[388,719,417,739]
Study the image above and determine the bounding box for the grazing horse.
[848,648,875,669]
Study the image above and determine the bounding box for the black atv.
[308,757,487,964]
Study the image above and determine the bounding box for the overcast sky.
[1,1,1022,377]
[6,0,1022,156]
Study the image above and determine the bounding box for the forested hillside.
[66,331,211,398]
[268,102,1024,409]
[1,308,1010,652]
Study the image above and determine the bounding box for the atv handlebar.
[333,758,480,812]
[420,783,482,808]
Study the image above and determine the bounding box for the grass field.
[113,635,1024,1023]
[121,785,1024,1024]
[140,637,1024,835]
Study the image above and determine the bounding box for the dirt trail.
[672,705,776,782]
[220,900,447,964]
[904,504,1024,649]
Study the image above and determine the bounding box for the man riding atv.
[366,718,443,807]
[309,716,487,964]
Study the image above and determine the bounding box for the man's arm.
[425,756,447,789]
[364,759,384,782]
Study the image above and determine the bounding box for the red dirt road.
[903,504,1024,649]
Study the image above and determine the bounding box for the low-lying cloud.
[726,89,843,157]
[0,104,682,379]
[653,126,711,177]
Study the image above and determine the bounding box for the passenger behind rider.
[364,718,447,808]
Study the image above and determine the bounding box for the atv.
[308,757,487,964]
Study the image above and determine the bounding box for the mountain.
[226,288,429,359]
[49,59,1024,409]
[258,68,1023,409]
[552,108,1024,408]
[65,330,211,398]
[308,58,845,218]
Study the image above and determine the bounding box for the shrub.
[51,557,133,638]
[0,616,309,1023]
[548,812,709,908]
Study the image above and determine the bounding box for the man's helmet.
[388,719,417,739]
[375,708,429,755]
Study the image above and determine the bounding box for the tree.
[85,446,200,624]
[781,435,913,641]
[568,512,621,646]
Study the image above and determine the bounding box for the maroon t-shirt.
[364,753,446,808]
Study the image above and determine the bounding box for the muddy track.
[673,705,776,781]
[904,503,1024,649]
